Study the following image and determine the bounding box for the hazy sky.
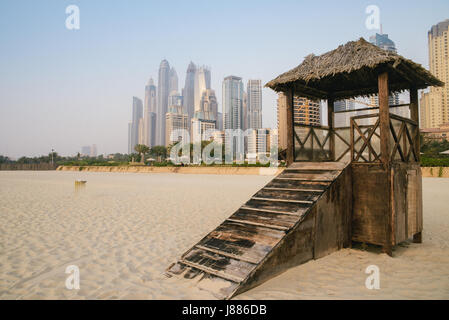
[1,0,448,158]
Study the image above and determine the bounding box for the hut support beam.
[286,89,294,166]
[327,98,335,161]
[378,72,393,257]
[409,87,420,161]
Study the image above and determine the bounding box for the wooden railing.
[349,113,418,163]
[293,112,419,164]
[389,113,419,163]
[294,124,331,161]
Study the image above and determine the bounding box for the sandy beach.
[0,171,448,299]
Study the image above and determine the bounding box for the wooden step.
[265,179,329,191]
[228,208,298,230]
[196,221,285,265]
[244,198,310,215]
[251,197,314,204]
[256,189,322,202]
[226,218,290,231]
[179,260,244,283]
[240,206,301,216]
[195,245,260,264]
[275,177,334,182]
[263,187,324,193]
[182,247,257,283]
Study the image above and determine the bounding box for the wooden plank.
[240,206,300,216]
[276,177,334,182]
[180,259,246,283]
[226,218,290,231]
[263,187,324,193]
[230,208,299,228]
[256,188,322,201]
[195,245,259,264]
[265,179,329,191]
[251,197,314,204]
[244,198,310,214]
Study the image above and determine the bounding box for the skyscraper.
[247,80,263,129]
[223,76,244,130]
[194,66,211,112]
[165,105,189,147]
[420,19,449,129]
[168,90,183,108]
[169,67,178,93]
[276,93,321,150]
[182,62,196,122]
[129,96,143,153]
[369,32,400,107]
[157,60,171,146]
[198,89,218,121]
[369,33,397,52]
[144,78,157,147]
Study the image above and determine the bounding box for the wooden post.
[379,72,391,168]
[286,89,294,166]
[409,87,420,161]
[378,72,393,256]
[327,97,335,161]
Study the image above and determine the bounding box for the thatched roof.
[266,38,444,100]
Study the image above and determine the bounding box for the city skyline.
[1,1,449,157]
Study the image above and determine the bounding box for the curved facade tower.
[157,60,170,146]
[144,78,157,147]
[182,62,197,123]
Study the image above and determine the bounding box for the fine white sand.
[0,171,448,299]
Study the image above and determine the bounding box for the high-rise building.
[420,19,449,129]
[165,105,189,147]
[182,62,197,122]
[217,112,223,131]
[169,67,178,93]
[197,89,218,121]
[168,90,183,108]
[242,91,248,131]
[191,118,216,143]
[276,93,321,150]
[223,76,244,130]
[247,128,271,160]
[157,59,171,146]
[138,118,145,145]
[144,78,157,147]
[129,96,143,153]
[194,66,211,112]
[247,80,263,129]
[369,32,400,107]
[369,33,397,52]
[128,122,132,154]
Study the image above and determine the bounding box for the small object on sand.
[75,180,87,191]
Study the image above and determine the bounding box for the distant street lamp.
[51,148,54,165]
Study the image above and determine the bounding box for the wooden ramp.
[165,162,352,299]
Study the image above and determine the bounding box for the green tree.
[151,145,167,162]
[134,144,150,164]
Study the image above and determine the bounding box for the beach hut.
[166,38,444,299]
[266,37,443,254]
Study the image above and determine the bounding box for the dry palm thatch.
[266,38,444,100]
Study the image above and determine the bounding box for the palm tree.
[134,144,150,164]
[151,145,167,162]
